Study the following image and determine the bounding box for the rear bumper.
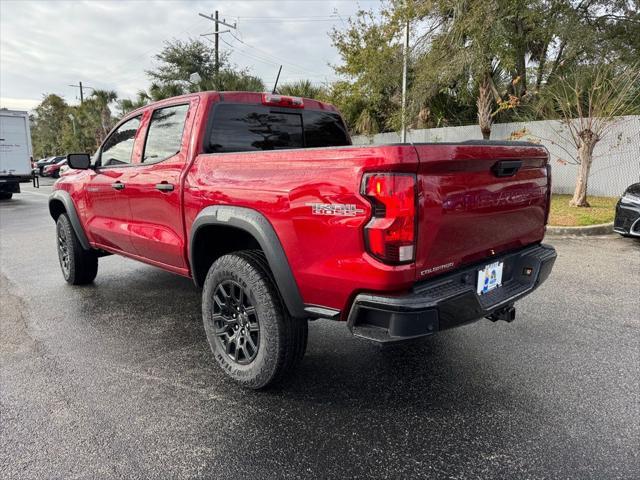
[347,243,557,343]
[0,175,32,193]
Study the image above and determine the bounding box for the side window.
[303,110,350,148]
[143,104,189,163]
[100,116,141,166]
[208,104,303,153]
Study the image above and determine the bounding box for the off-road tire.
[56,213,98,285]
[202,250,308,389]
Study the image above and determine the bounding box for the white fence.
[352,115,640,197]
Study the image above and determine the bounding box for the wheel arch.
[48,190,91,250]
[190,206,306,319]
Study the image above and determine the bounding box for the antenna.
[272,66,282,94]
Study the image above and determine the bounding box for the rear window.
[206,103,350,153]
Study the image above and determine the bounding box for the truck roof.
[126,91,340,117]
[0,109,29,116]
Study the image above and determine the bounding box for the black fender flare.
[48,190,91,250]
[189,206,306,318]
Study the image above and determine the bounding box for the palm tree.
[90,89,118,138]
[278,80,327,99]
[118,91,149,116]
[148,82,185,101]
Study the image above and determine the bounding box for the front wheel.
[0,192,13,200]
[56,213,98,285]
[202,250,307,389]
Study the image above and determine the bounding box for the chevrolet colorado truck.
[49,91,557,388]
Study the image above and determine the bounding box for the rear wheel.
[202,250,307,389]
[0,192,13,200]
[56,213,98,285]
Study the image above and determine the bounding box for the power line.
[67,82,95,104]
[199,11,237,73]
[227,31,319,76]
[233,15,339,19]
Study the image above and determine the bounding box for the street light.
[189,72,202,91]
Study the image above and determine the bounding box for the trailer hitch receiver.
[487,305,516,323]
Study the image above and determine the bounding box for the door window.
[100,116,141,166]
[142,104,189,163]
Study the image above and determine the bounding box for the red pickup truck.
[49,91,556,388]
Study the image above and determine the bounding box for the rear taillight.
[361,173,417,264]
[262,93,304,108]
[544,163,552,225]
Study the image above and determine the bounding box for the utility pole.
[199,11,237,74]
[401,20,409,143]
[67,81,94,104]
[214,11,219,73]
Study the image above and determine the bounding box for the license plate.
[477,261,504,295]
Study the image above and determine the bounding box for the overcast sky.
[0,0,381,111]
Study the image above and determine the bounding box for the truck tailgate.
[413,142,550,280]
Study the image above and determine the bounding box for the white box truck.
[0,109,34,200]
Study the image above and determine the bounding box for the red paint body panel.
[54,91,550,318]
[413,144,549,280]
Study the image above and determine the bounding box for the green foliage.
[30,94,69,158]
[278,80,328,100]
[118,91,149,116]
[120,39,265,106]
[197,68,265,93]
[329,9,404,133]
[328,0,640,134]
[147,39,219,85]
[32,90,120,158]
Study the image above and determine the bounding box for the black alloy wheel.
[57,220,71,277]
[212,280,260,365]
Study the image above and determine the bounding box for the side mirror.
[67,153,91,170]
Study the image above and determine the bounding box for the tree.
[278,80,328,100]
[330,9,404,133]
[147,39,218,86]
[30,94,70,158]
[408,0,537,139]
[89,89,118,139]
[145,38,264,97]
[197,68,264,93]
[534,63,640,206]
[329,0,639,137]
[118,91,149,116]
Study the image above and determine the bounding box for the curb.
[546,222,614,236]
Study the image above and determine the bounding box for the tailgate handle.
[491,160,523,177]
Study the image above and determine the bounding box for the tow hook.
[487,305,516,323]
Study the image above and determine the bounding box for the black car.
[36,156,65,176]
[614,183,640,238]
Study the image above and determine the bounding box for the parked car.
[614,183,640,237]
[43,158,67,178]
[48,91,557,389]
[37,155,64,175]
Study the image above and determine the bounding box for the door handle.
[155,182,174,192]
[111,181,125,190]
[491,160,523,177]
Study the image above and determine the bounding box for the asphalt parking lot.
[1,181,639,479]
